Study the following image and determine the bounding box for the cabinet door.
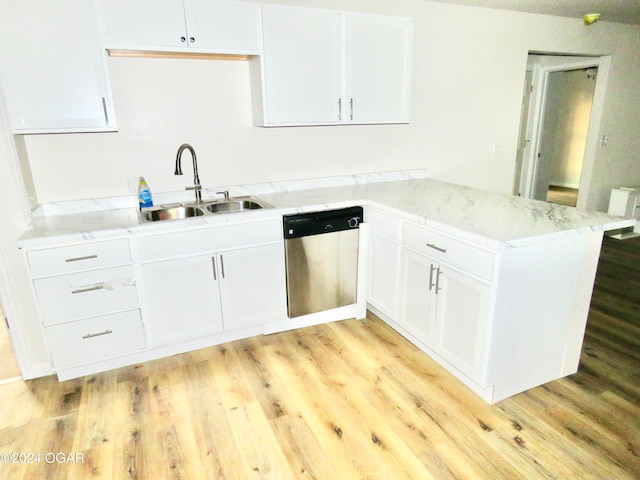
[368,233,399,319]
[141,255,223,346]
[184,0,260,52]
[398,248,437,348]
[0,0,115,133]
[99,0,187,49]
[218,243,287,331]
[433,266,490,384]
[345,14,412,124]
[260,6,343,125]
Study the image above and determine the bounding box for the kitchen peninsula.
[18,173,633,403]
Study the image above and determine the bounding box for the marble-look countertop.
[18,172,634,250]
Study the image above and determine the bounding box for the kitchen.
[0,0,639,478]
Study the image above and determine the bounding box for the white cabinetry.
[398,223,493,385]
[137,219,287,346]
[100,0,260,54]
[0,0,116,133]
[140,254,224,345]
[255,6,412,126]
[366,208,401,320]
[26,239,145,370]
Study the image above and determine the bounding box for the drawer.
[33,265,139,325]
[365,208,401,242]
[27,239,131,277]
[402,223,494,280]
[45,310,145,369]
[137,219,282,261]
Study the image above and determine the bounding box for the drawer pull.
[82,329,113,340]
[71,285,104,295]
[426,243,447,253]
[65,254,98,263]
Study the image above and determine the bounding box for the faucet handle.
[185,184,202,191]
[216,190,230,201]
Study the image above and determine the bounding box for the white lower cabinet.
[218,243,287,331]
[137,220,287,346]
[45,310,146,369]
[26,238,145,371]
[398,244,491,385]
[140,254,224,346]
[141,242,286,345]
[368,233,400,319]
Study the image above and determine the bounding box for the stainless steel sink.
[141,205,206,222]
[140,197,271,222]
[205,199,265,214]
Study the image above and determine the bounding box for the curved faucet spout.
[175,143,202,203]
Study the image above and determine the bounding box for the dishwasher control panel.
[283,206,363,239]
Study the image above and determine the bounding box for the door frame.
[519,55,610,209]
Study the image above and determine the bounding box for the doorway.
[514,54,609,210]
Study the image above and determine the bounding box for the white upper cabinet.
[259,7,343,125]
[256,6,412,126]
[345,15,412,124]
[0,0,116,133]
[100,0,260,54]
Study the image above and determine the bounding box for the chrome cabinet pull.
[65,254,97,263]
[349,98,353,120]
[429,264,437,291]
[189,36,195,43]
[338,98,342,120]
[427,243,447,254]
[82,329,113,340]
[212,257,217,280]
[180,36,187,42]
[220,255,225,278]
[71,285,104,295]
[101,97,109,125]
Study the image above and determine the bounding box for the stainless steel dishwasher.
[283,206,364,318]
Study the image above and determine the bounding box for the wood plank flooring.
[1,236,639,479]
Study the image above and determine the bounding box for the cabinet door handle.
[180,36,187,43]
[435,267,443,294]
[211,256,217,280]
[65,254,98,263]
[427,243,447,254]
[338,98,342,121]
[82,329,112,340]
[349,98,353,120]
[71,285,104,295]
[101,97,109,125]
[189,37,195,43]
[220,255,225,279]
[429,264,437,291]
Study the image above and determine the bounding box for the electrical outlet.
[600,135,609,147]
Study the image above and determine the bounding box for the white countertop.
[18,174,634,250]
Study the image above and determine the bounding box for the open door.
[516,55,610,210]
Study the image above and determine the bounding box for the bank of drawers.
[27,238,145,369]
[402,223,495,280]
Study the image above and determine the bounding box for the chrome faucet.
[175,143,202,203]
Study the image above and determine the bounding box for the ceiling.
[428,0,640,25]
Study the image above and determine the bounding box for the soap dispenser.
[138,176,153,209]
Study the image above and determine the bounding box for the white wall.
[1,0,640,375]
[18,0,640,211]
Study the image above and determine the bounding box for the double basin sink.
[140,197,270,222]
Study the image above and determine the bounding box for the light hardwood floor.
[0,236,639,479]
